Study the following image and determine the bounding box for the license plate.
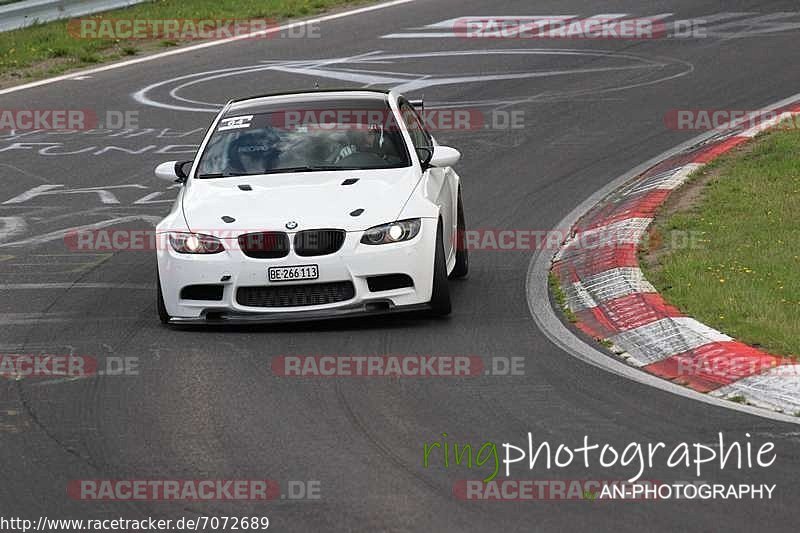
[268,265,319,282]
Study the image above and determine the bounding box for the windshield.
[196,106,411,178]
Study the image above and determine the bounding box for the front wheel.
[449,189,469,279]
[428,220,452,316]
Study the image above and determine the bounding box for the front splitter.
[167,301,433,326]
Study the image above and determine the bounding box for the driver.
[334,124,383,163]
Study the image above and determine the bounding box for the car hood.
[181,167,420,235]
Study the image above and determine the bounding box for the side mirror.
[429,146,461,168]
[155,160,192,183]
[415,147,433,168]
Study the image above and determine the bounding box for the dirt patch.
[639,142,755,272]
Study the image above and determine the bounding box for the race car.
[153,89,468,324]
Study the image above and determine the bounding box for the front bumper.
[156,219,437,322]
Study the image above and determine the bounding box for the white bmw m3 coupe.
[153,89,468,325]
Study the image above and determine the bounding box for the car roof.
[225,89,394,116]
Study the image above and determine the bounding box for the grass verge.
[641,125,800,358]
[548,272,577,324]
[0,0,372,87]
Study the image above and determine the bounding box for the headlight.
[168,232,224,254]
[361,219,421,245]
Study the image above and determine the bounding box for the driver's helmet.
[228,130,279,173]
[346,123,383,151]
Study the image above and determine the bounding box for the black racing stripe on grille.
[238,231,290,259]
[294,229,346,257]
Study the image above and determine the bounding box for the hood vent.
[350,209,364,217]
[341,178,359,186]
[238,184,252,191]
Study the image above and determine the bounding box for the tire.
[156,272,171,325]
[449,189,469,279]
[428,220,452,316]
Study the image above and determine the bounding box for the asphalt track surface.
[2,0,800,531]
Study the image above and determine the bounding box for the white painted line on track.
[0,217,26,243]
[0,312,142,325]
[0,0,415,97]
[0,214,161,248]
[0,283,150,290]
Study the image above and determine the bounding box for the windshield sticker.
[218,115,254,131]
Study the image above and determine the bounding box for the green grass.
[549,272,577,324]
[0,0,371,82]
[644,126,800,357]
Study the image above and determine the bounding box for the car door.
[399,101,457,265]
